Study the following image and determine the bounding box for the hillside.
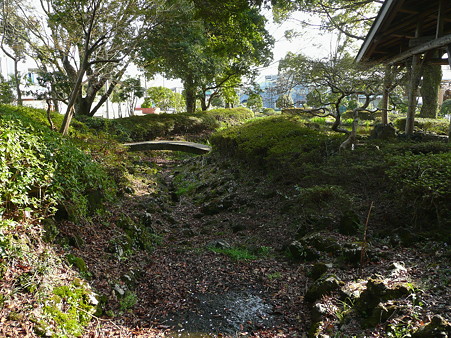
[0,105,450,337]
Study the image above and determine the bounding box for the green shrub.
[386,152,451,227]
[262,108,277,116]
[77,112,219,142]
[439,99,451,117]
[393,117,449,134]
[0,105,116,220]
[205,107,254,126]
[210,116,343,171]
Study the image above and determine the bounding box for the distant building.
[240,75,309,110]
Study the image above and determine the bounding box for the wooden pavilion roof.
[356,0,451,64]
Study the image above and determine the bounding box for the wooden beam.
[447,45,451,68]
[429,58,451,65]
[387,33,451,64]
[436,0,445,38]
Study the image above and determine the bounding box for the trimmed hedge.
[76,108,255,142]
[205,107,254,126]
[210,115,344,170]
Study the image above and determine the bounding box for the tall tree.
[14,0,164,134]
[0,0,27,105]
[140,0,273,113]
[278,52,393,149]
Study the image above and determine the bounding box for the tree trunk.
[419,62,442,118]
[13,59,22,106]
[75,97,94,116]
[200,92,208,111]
[185,76,196,114]
[381,65,392,124]
[406,55,422,135]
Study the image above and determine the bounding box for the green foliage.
[393,117,449,135]
[276,94,293,109]
[79,107,254,144]
[205,107,255,127]
[439,99,451,117]
[41,282,97,337]
[119,290,138,311]
[0,75,15,104]
[142,86,184,112]
[209,246,257,261]
[386,152,450,227]
[0,105,116,220]
[294,185,351,208]
[211,116,343,171]
[246,93,263,113]
[262,108,277,116]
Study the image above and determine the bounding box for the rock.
[311,302,331,323]
[113,284,126,297]
[288,241,321,261]
[207,239,231,249]
[412,315,451,338]
[305,274,343,302]
[338,211,361,236]
[340,243,362,266]
[308,262,331,280]
[356,279,412,318]
[370,123,396,140]
[301,233,341,254]
[363,302,400,328]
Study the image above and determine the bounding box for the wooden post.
[447,45,451,69]
[406,54,421,135]
[405,17,425,135]
[381,65,392,124]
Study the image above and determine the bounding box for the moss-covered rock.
[305,274,343,302]
[288,240,321,262]
[412,315,451,337]
[356,279,412,319]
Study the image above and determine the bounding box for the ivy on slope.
[0,105,117,336]
[0,104,116,221]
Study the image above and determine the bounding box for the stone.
[412,315,451,338]
[338,211,361,236]
[305,274,343,302]
[340,243,362,266]
[301,233,341,254]
[363,302,400,328]
[370,123,396,140]
[207,239,231,249]
[113,284,126,297]
[308,262,331,280]
[288,241,321,262]
[311,302,331,323]
[356,279,412,318]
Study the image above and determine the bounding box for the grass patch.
[209,246,257,261]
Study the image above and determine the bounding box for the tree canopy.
[139,0,274,113]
